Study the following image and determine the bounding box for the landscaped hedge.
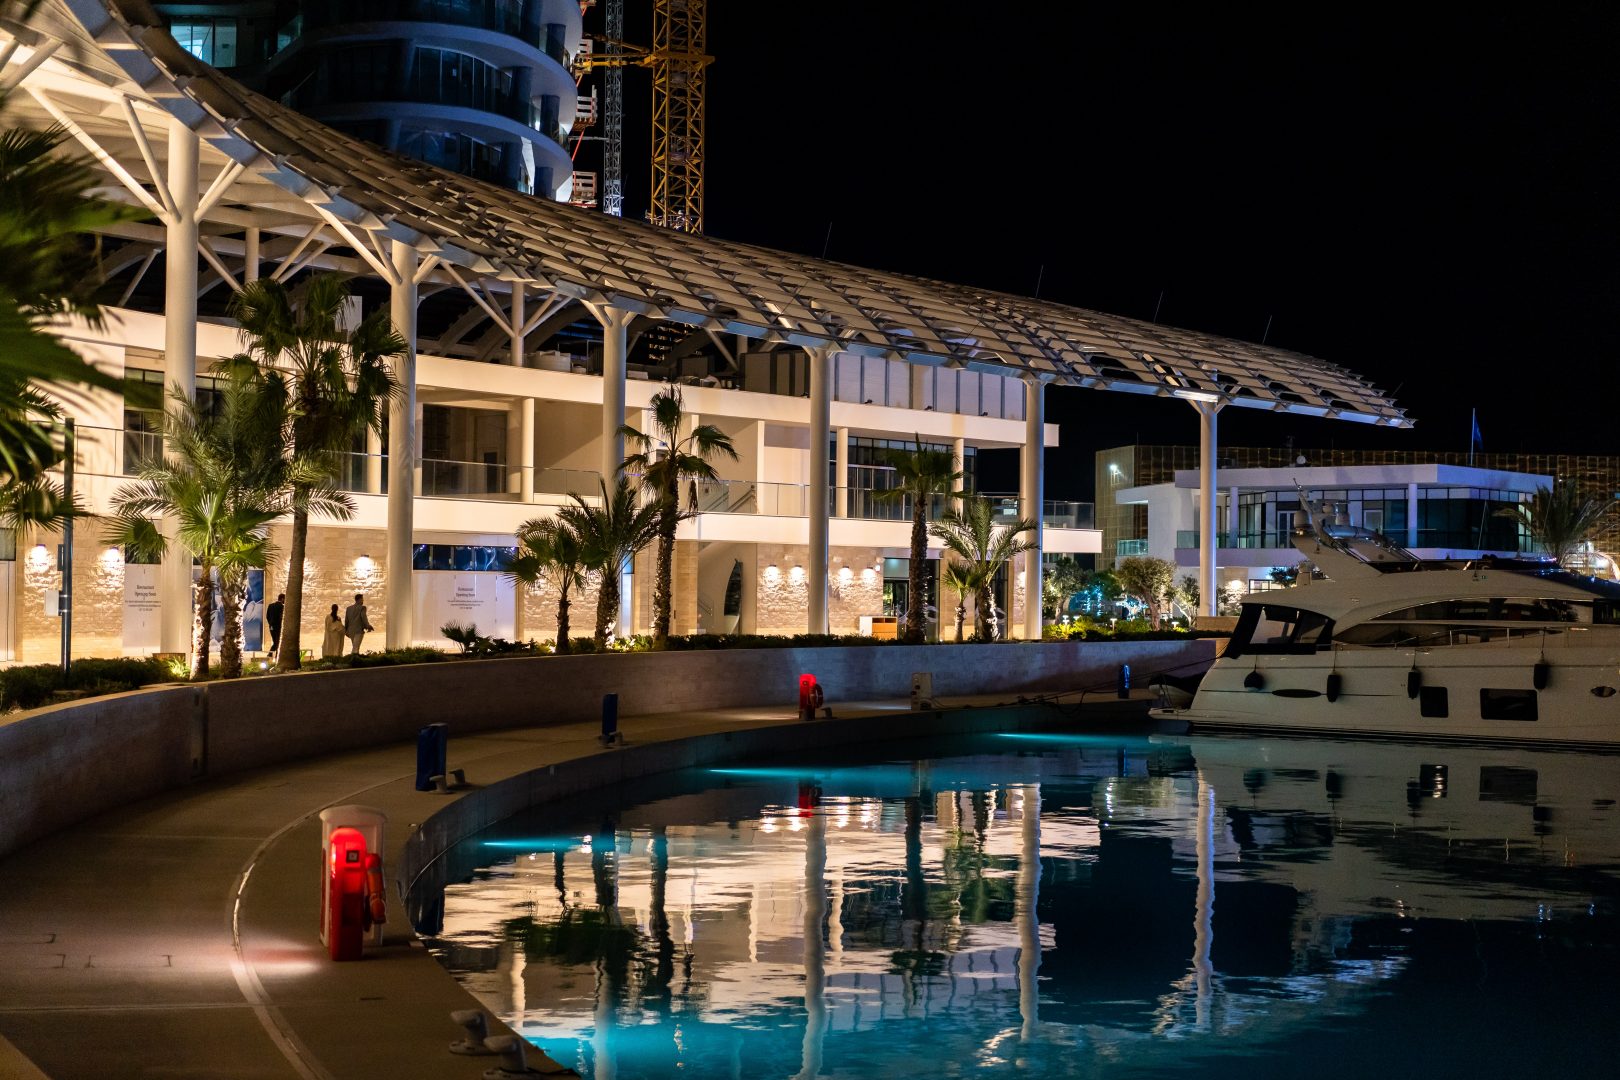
[0,657,176,712]
[3,627,1226,712]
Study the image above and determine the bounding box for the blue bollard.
[1117,664,1131,700]
[601,693,620,745]
[415,723,448,791]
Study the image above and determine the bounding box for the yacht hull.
[1161,645,1620,750]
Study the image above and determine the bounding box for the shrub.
[0,656,173,712]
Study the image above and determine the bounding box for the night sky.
[608,4,1620,498]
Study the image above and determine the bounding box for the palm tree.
[509,516,590,654]
[1497,483,1615,567]
[877,438,961,644]
[223,274,401,670]
[555,478,662,647]
[929,498,1035,642]
[940,558,987,644]
[0,116,139,530]
[621,385,737,645]
[104,378,341,677]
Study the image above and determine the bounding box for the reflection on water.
[421,734,1620,1078]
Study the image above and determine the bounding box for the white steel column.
[952,436,966,512]
[834,427,849,518]
[387,241,419,648]
[594,304,633,485]
[519,398,536,502]
[159,118,199,654]
[242,226,260,283]
[1021,377,1046,640]
[807,345,833,634]
[508,281,525,367]
[1195,401,1223,619]
[365,427,383,495]
[1407,482,1420,548]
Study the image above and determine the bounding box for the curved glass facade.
[159,0,577,195]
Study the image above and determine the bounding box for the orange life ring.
[363,853,387,928]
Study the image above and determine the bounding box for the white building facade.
[1113,462,1547,597]
[0,2,1411,663]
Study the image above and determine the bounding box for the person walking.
[342,593,374,655]
[266,593,285,659]
[322,603,345,660]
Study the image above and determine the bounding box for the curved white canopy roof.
[14,0,1410,428]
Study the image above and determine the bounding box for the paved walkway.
[0,689,1158,1079]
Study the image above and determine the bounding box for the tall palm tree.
[621,385,737,645]
[939,559,986,644]
[105,378,345,677]
[929,498,1035,642]
[1496,483,1615,567]
[509,516,590,654]
[223,274,401,670]
[555,478,662,647]
[877,438,961,643]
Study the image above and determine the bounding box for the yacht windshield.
[1227,603,1334,658]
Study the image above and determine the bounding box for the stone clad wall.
[0,638,1214,860]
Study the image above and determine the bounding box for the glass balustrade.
[42,428,1099,532]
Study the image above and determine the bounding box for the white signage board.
[413,572,514,647]
[123,563,162,653]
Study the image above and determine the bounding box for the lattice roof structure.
[19,0,1411,428]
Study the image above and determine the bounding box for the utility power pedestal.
[911,672,934,710]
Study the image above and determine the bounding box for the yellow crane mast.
[576,0,712,234]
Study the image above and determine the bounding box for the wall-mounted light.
[861,567,876,584]
[354,554,375,574]
[838,566,853,584]
[789,566,805,585]
[27,544,49,568]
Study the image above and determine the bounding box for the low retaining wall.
[0,639,1213,860]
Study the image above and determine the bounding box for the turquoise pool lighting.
[424,733,1620,1078]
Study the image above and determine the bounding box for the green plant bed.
[0,656,175,713]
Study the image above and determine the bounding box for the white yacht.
[1155,504,1620,750]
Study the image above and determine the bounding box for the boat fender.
[1407,669,1422,699]
[1326,672,1342,702]
[1533,661,1550,691]
[1243,669,1266,691]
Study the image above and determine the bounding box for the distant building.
[154,1,584,196]
[1110,460,1550,596]
[1097,444,1620,578]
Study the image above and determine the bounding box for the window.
[1419,686,1448,718]
[1226,604,1334,657]
[0,527,14,561]
[171,18,238,67]
[411,545,515,571]
[1480,688,1537,722]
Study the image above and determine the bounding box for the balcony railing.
[58,429,1098,532]
[1176,527,1531,554]
[1116,538,1149,557]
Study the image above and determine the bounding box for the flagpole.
[1468,408,1476,467]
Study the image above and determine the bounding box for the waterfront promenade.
[0,677,1178,1080]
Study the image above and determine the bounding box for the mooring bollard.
[600,693,620,746]
[415,723,448,791]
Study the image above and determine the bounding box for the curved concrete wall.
[0,639,1212,860]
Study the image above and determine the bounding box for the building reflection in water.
[428,736,1620,1078]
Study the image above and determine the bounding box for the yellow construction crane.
[576,0,712,234]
